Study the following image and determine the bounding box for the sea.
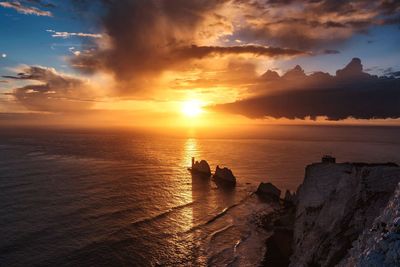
[1,125,400,266]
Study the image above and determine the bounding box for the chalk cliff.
[290,161,400,267]
[339,183,400,267]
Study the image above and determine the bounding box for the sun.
[181,99,204,117]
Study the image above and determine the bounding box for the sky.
[0,0,400,129]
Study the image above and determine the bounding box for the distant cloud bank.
[214,58,400,120]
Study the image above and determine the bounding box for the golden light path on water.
[177,138,208,265]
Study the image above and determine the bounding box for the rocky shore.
[187,156,400,266]
[258,157,400,267]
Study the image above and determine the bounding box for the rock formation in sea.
[256,182,281,201]
[190,157,211,176]
[213,165,236,186]
[289,160,400,267]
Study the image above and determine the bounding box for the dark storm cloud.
[233,0,400,50]
[70,0,226,82]
[175,45,306,59]
[69,0,308,93]
[380,0,400,15]
[67,0,400,96]
[3,66,93,112]
[214,58,400,120]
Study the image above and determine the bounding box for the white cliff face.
[290,162,400,267]
[339,183,400,267]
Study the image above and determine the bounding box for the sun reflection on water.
[174,138,199,234]
[184,138,213,265]
[183,138,199,167]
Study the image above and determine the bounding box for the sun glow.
[181,100,204,117]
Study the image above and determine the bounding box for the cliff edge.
[290,161,400,267]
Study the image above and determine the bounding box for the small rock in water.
[256,182,281,201]
[213,165,236,187]
[190,158,211,176]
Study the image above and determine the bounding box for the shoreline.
[253,159,400,267]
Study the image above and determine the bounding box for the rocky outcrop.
[290,161,400,267]
[261,196,296,267]
[213,165,236,186]
[256,182,281,201]
[339,183,400,267]
[190,158,211,176]
[284,190,296,206]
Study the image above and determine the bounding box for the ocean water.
[1,126,400,266]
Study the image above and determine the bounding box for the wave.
[127,201,196,228]
[209,224,235,242]
[233,230,252,253]
[182,192,256,235]
[206,192,255,226]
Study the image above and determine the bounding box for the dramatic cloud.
[68,0,309,94]
[230,0,400,50]
[214,58,400,120]
[3,66,94,112]
[0,1,52,16]
[169,61,259,91]
[175,45,306,59]
[66,0,400,97]
[46,29,102,39]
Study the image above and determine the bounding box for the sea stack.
[213,165,236,187]
[256,182,281,201]
[189,157,211,176]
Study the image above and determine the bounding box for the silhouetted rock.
[213,165,236,186]
[263,228,293,267]
[256,182,281,201]
[189,157,211,176]
[284,190,296,206]
[261,195,296,267]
